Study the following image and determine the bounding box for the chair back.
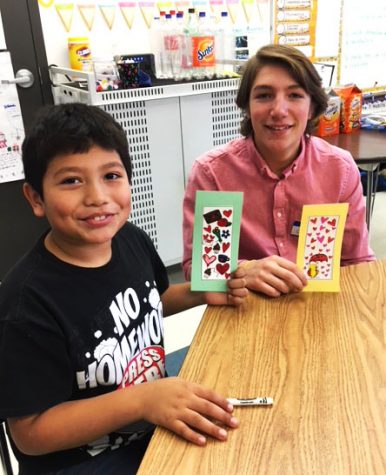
[0,422,14,475]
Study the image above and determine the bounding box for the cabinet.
[50,67,242,265]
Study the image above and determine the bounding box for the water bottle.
[171,11,184,80]
[162,13,175,79]
[214,11,233,77]
[182,7,197,80]
[192,11,215,79]
[150,16,163,78]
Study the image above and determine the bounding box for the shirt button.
[277,212,282,218]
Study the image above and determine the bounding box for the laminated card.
[296,203,348,292]
[191,191,243,292]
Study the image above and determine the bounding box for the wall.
[38,0,271,68]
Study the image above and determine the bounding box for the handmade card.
[191,191,243,292]
[296,203,349,292]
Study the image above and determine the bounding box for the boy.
[0,103,248,475]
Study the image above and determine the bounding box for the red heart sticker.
[327,219,336,227]
[216,263,230,275]
[224,210,232,218]
[204,246,212,254]
[222,242,230,252]
[204,225,211,233]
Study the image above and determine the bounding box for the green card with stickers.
[191,191,244,292]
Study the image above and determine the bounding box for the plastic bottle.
[162,13,175,79]
[215,11,234,77]
[192,11,215,79]
[182,7,197,80]
[150,16,164,78]
[171,11,185,81]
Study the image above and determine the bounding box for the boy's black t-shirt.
[0,222,169,474]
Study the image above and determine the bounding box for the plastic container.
[215,11,234,77]
[182,7,197,81]
[192,12,215,79]
[68,37,92,71]
[150,16,164,78]
[92,57,120,91]
[162,13,175,79]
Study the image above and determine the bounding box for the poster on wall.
[273,0,317,59]
[0,52,25,184]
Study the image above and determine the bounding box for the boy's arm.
[161,268,248,317]
[9,377,238,455]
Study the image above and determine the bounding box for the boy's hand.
[204,267,249,307]
[140,377,239,446]
[240,256,307,297]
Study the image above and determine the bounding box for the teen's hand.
[204,267,249,307]
[240,256,307,297]
[140,377,239,446]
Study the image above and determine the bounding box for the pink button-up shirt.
[182,135,375,278]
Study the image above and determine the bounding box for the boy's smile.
[24,145,132,266]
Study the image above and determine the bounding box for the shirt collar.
[246,135,307,179]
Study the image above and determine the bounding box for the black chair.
[0,422,14,475]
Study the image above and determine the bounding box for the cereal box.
[316,88,340,137]
[334,84,362,134]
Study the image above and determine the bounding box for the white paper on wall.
[0,52,25,183]
[0,10,7,50]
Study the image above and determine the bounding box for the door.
[0,0,52,280]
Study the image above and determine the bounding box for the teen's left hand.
[204,267,248,306]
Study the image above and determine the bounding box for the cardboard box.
[316,88,340,137]
[334,84,362,134]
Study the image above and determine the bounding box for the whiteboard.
[340,0,386,89]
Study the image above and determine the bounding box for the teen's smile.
[248,63,312,173]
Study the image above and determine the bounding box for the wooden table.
[324,130,386,229]
[138,260,386,474]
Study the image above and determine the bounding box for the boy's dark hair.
[22,103,132,197]
[236,44,328,137]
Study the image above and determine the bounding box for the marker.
[227,397,273,406]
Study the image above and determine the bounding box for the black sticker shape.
[203,209,222,224]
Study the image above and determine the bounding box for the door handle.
[1,69,34,88]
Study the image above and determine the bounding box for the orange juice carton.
[316,88,340,137]
[333,84,363,134]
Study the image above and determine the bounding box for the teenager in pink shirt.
[183,44,374,297]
